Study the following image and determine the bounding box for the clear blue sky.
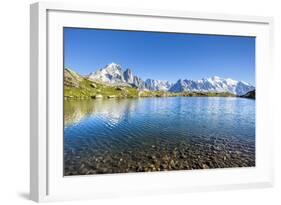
[64,27,255,85]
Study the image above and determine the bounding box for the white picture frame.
[30,2,274,202]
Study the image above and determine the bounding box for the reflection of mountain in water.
[64,97,256,175]
[64,99,137,126]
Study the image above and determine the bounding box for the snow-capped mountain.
[87,63,155,90]
[87,63,145,88]
[87,63,173,91]
[87,63,125,84]
[169,76,255,95]
[86,63,255,95]
[145,79,173,91]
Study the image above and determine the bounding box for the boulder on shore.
[90,83,97,88]
[92,94,103,99]
[116,87,124,91]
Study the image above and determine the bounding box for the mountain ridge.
[84,63,254,95]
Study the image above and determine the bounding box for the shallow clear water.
[64,97,255,175]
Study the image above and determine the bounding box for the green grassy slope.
[64,68,139,99]
[64,79,139,99]
[64,81,235,100]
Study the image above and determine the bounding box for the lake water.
[64,97,255,175]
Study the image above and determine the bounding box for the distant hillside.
[239,90,255,99]
[64,68,139,99]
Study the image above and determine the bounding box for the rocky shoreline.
[64,135,255,176]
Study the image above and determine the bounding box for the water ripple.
[64,97,255,175]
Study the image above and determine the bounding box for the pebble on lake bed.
[64,136,255,176]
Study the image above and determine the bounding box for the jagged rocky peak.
[133,76,146,89]
[178,79,186,85]
[123,68,134,84]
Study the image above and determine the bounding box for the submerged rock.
[64,133,256,175]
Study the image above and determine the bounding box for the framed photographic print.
[30,2,274,202]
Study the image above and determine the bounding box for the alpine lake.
[64,96,255,175]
